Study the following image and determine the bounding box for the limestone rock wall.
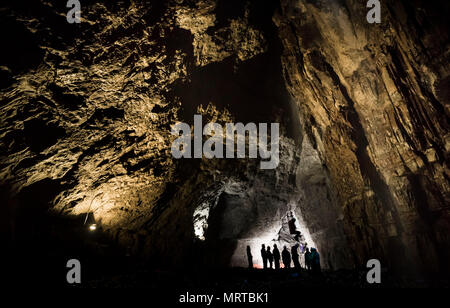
[276,0,450,275]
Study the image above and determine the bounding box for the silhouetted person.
[261,244,267,269]
[246,246,253,269]
[287,211,302,241]
[266,246,273,269]
[273,244,280,270]
[305,247,312,271]
[282,246,291,269]
[311,248,321,273]
[291,244,301,270]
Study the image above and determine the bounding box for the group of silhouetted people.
[259,244,280,269]
[304,247,321,273]
[246,244,321,273]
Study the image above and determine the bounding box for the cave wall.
[0,0,299,269]
[276,0,450,276]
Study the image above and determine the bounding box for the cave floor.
[79,267,448,289]
[4,242,449,290]
[83,267,376,289]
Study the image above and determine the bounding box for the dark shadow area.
[172,53,290,125]
[168,0,300,141]
[23,118,66,152]
[0,15,43,87]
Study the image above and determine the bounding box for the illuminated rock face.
[277,0,450,275]
[0,0,448,276]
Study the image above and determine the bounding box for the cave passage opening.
[192,181,318,269]
[230,208,317,269]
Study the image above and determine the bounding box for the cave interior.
[0,0,449,287]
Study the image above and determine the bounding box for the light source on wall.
[84,193,102,232]
[84,212,97,232]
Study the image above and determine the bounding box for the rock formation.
[276,0,449,276]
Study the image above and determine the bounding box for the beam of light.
[230,206,317,268]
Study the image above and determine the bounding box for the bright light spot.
[193,205,209,241]
[193,185,226,241]
[89,224,97,231]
